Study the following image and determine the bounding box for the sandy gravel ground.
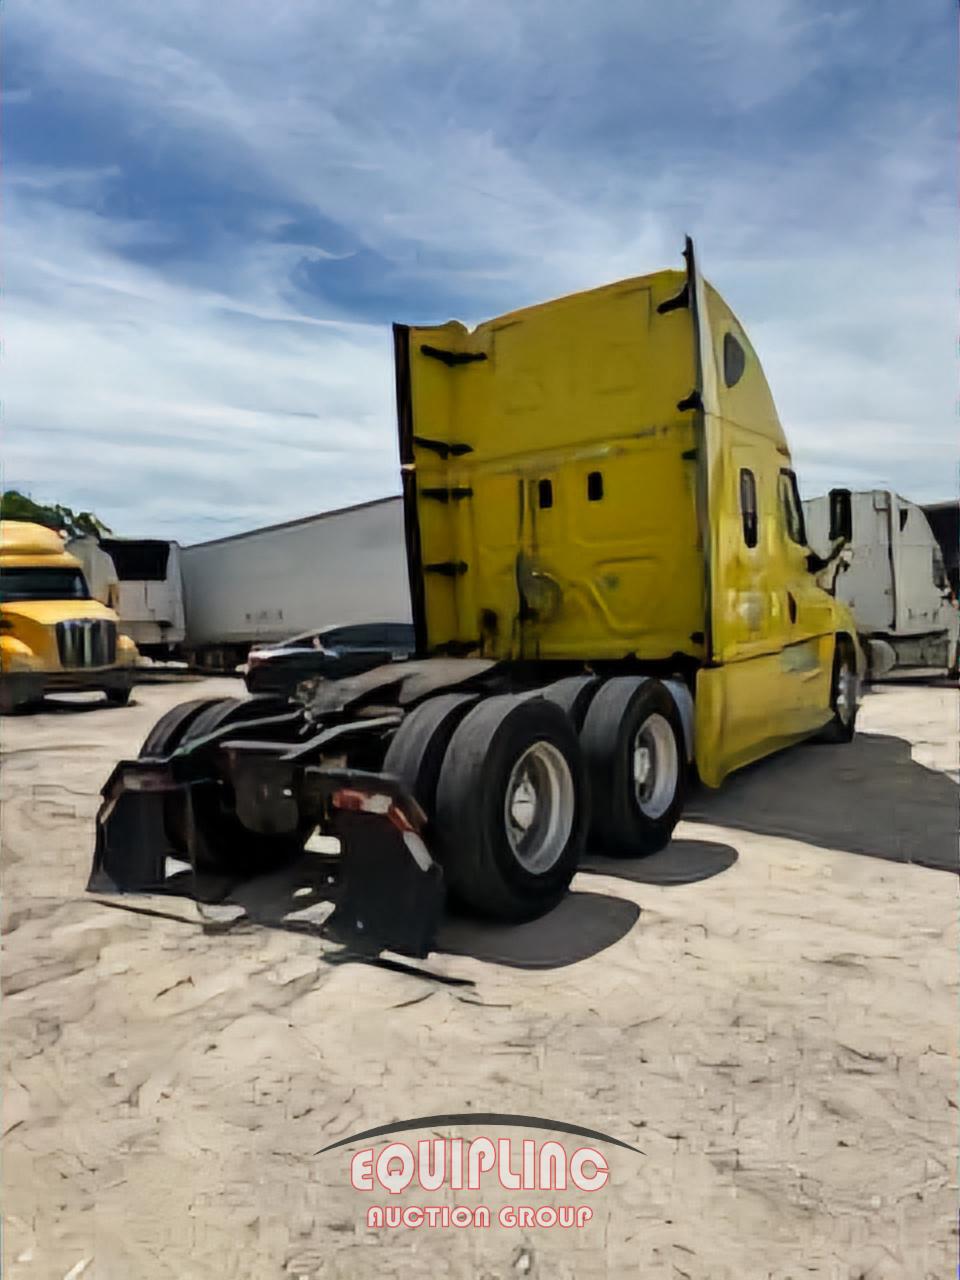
[2,678,956,1279]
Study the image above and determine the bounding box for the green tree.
[0,490,112,539]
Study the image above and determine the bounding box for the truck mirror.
[828,488,852,543]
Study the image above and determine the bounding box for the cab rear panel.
[397,269,706,664]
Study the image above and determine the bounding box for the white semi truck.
[803,489,958,677]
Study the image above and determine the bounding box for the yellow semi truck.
[0,521,139,712]
[90,240,862,955]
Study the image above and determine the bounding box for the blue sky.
[5,1,954,543]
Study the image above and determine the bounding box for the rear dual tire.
[382,692,480,816]
[420,695,589,921]
[580,676,686,857]
[388,677,687,918]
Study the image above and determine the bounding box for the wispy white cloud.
[4,0,953,540]
[3,179,398,538]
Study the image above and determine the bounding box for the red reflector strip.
[331,788,368,812]
[332,788,415,833]
[386,804,414,834]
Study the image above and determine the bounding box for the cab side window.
[779,469,806,545]
[739,469,758,548]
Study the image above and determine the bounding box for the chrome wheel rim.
[633,713,678,820]
[503,742,575,874]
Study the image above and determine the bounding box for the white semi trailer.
[803,489,958,677]
[178,496,411,669]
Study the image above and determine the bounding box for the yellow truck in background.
[0,521,140,713]
[90,240,863,956]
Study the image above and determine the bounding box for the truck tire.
[140,695,288,760]
[178,694,289,747]
[540,674,601,731]
[382,692,479,817]
[139,697,228,758]
[580,676,686,857]
[815,637,859,744]
[433,695,588,921]
[141,695,300,877]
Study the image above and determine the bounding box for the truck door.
[696,433,803,780]
[772,467,834,734]
[697,453,834,784]
[690,252,832,784]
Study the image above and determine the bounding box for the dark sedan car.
[243,622,415,696]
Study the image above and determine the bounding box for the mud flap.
[89,758,447,959]
[324,808,444,959]
[88,786,171,893]
[87,758,186,893]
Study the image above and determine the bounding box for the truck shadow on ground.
[194,838,738,972]
[579,839,739,885]
[435,839,738,969]
[211,868,642,972]
[434,892,640,970]
[17,695,138,716]
[685,732,958,874]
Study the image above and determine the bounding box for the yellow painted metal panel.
[0,520,75,559]
[403,270,705,660]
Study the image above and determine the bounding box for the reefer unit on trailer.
[96,537,186,655]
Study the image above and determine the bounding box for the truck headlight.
[0,636,39,672]
[117,635,140,665]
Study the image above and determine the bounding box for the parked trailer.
[99,538,186,656]
[179,497,411,670]
[803,490,958,676]
[89,239,863,957]
[65,535,121,611]
[921,500,959,596]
